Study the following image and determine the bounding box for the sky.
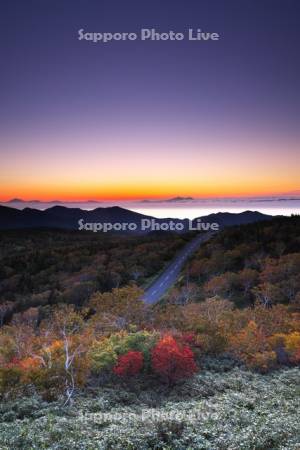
[0,0,299,201]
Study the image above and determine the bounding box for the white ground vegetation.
[0,366,299,449]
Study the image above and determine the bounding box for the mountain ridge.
[0,205,274,232]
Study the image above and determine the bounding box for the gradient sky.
[0,0,299,201]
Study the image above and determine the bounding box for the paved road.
[142,232,213,304]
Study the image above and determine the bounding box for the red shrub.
[113,351,144,377]
[151,335,197,384]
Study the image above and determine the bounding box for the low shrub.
[151,335,197,384]
[113,351,144,377]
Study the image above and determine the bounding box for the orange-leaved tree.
[229,320,277,372]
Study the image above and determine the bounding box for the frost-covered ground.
[0,366,299,449]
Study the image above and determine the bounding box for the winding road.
[142,232,213,304]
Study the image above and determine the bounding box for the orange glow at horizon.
[1,129,299,203]
[1,180,299,203]
[1,165,299,202]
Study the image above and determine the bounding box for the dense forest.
[0,230,190,322]
[167,215,300,307]
[0,217,299,449]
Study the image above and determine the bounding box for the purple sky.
[0,0,299,200]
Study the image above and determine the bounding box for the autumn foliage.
[113,351,144,377]
[0,295,299,402]
[151,335,197,383]
[229,321,277,372]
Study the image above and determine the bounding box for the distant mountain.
[198,210,274,227]
[0,205,274,232]
[141,196,194,203]
[7,198,25,203]
[0,205,154,231]
[3,199,64,204]
[166,196,194,202]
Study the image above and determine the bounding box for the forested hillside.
[0,230,188,322]
[0,217,299,449]
[167,215,300,307]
